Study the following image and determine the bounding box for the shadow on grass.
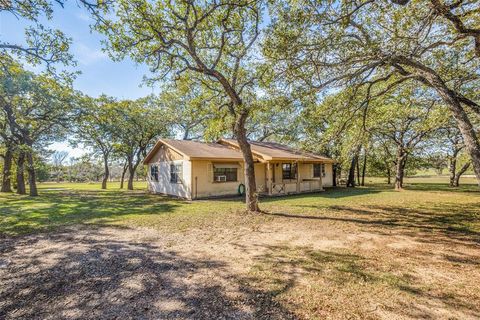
[0,190,188,236]
[403,182,480,193]
[0,227,296,319]
[262,186,385,203]
[265,200,480,245]
[247,244,480,319]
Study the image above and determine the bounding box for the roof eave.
[142,139,190,164]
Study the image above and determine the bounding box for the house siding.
[191,160,246,198]
[147,145,192,199]
[145,141,335,199]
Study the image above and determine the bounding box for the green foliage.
[0,2,75,72]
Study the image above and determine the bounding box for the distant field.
[37,175,478,193]
[363,175,478,186]
[37,181,148,191]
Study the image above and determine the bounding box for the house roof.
[143,139,245,163]
[218,139,334,163]
[143,138,335,164]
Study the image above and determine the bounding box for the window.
[313,164,326,178]
[170,163,182,183]
[282,163,297,180]
[150,165,158,182]
[214,167,237,182]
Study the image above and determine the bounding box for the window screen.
[313,164,326,178]
[213,167,237,182]
[170,163,182,183]
[282,163,297,180]
[150,165,158,182]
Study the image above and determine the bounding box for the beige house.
[143,138,335,199]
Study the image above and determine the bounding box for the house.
[143,138,335,199]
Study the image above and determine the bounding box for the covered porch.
[256,160,327,196]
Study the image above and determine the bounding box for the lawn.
[1,178,479,319]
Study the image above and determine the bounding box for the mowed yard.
[1,177,479,319]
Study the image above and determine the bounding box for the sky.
[3,2,158,160]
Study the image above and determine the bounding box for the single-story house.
[143,138,335,199]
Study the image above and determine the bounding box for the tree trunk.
[442,96,480,187]
[356,154,361,186]
[453,162,470,187]
[1,146,13,193]
[127,166,135,190]
[234,111,259,212]
[394,150,407,190]
[127,156,140,191]
[361,151,367,186]
[332,164,337,187]
[347,156,356,187]
[26,152,38,196]
[16,152,26,195]
[101,154,109,190]
[120,161,128,189]
[449,157,457,187]
[386,166,391,185]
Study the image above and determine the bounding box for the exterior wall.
[270,162,334,194]
[191,160,245,198]
[146,143,335,199]
[149,144,184,162]
[323,163,334,187]
[254,163,266,193]
[147,145,192,199]
[190,161,267,198]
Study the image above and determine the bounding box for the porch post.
[267,162,273,196]
[319,162,324,191]
[296,161,300,193]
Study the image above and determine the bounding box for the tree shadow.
[246,244,480,319]
[403,182,479,193]
[0,190,189,236]
[0,227,297,320]
[264,200,480,246]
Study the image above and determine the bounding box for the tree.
[74,95,117,189]
[51,150,68,182]
[439,125,473,187]
[158,79,212,140]
[266,0,480,187]
[0,59,75,196]
[0,0,114,72]
[371,90,446,190]
[112,97,171,190]
[0,110,14,192]
[95,0,264,211]
[391,0,480,58]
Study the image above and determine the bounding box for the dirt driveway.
[1,208,480,319]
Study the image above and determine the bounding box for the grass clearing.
[1,178,479,319]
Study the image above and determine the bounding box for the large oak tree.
[94,0,264,211]
[266,0,480,187]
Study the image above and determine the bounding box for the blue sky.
[3,2,158,159]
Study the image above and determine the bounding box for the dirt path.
[1,212,479,319]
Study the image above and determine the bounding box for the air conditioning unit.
[216,175,227,182]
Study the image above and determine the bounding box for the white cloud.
[76,12,91,22]
[75,42,108,65]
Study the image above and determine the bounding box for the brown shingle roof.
[219,139,334,162]
[143,139,245,163]
[144,138,335,164]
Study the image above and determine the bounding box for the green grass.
[1,178,479,237]
[2,178,479,319]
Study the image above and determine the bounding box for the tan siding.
[150,145,184,163]
[254,163,266,193]
[191,160,246,198]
